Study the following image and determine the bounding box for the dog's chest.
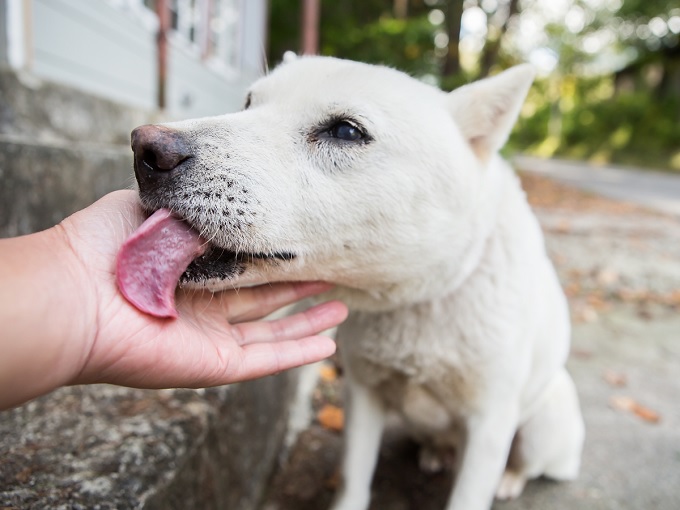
[338,293,511,418]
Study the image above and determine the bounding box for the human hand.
[56,190,347,389]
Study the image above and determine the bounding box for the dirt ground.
[261,174,680,510]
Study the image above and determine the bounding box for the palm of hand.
[59,191,345,389]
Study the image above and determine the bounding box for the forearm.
[0,190,347,407]
[0,227,93,410]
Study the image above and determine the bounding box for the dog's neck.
[445,154,507,294]
[333,156,509,312]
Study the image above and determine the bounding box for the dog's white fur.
[145,56,585,510]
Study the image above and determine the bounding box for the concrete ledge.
[0,138,133,236]
[0,372,298,510]
[0,67,148,237]
[0,70,154,146]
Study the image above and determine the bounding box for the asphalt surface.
[263,171,680,510]
[514,156,680,218]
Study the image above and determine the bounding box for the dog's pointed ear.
[282,51,299,64]
[447,64,535,161]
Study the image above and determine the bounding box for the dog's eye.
[327,121,364,142]
[244,92,252,110]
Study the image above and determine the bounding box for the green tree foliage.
[510,74,680,169]
[320,13,438,76]
[509,0,680,169]
[614,0,680,100]
[269,0,435,76]
[269,0,680,171]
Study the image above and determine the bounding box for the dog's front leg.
[331,378,386,510]
[445,404,519,510]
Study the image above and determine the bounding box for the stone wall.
[0,377,299,510]
[0,69,299,509]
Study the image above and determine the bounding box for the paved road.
[514,156,680,217]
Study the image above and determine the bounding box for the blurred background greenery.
[269,0,680,171]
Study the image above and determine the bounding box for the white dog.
[123,56,585,510]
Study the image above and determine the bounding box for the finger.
[79,190,144,238]
[227,281,335,322]
[186,281,335,323]
[228,335,337,382]
[232,300,348,346]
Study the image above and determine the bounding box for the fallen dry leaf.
[573,304,599,324]
[667,290,680,306]
[587,293,609,311]
[609,395,660,424]
[633,406,661,423]
[564,283,581,298]
[318,363,338,383]
[616,288,639,303]
[571,348,593,359]
[555,220,572,233]
[568,268,584,279]
[603,370,627,388]
[595,268,620,287]
[317,404,344,431]
[610,395,635,411]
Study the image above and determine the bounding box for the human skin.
[0,190,347,410]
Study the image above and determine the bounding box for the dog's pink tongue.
[116,209,206,318]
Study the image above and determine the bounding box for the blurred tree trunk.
[301,0,320,55]
[442,0,464,78]
[394,0,408,19]
[479,0,520,77]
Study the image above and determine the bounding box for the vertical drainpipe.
[6,0,32,70]
[156,0,169,110]
[200,0,213,60]
[301,0,319,55]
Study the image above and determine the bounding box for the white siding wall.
[167,42,253,118]
[32,0,157,110]
[241,0,268,76]
[0,4,8,67]
[25,0,267,119]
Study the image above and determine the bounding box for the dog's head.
[131,57,534,308]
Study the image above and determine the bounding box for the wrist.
[49,223,101,377]
[0,226,96,409]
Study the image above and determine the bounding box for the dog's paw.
[495,470,527,500]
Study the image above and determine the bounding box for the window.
[121,0,243,72]
[206,0,241,70]
[168,0,200,44]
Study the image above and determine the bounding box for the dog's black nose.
[130,124,192,189]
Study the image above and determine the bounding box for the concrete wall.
[0,68,146,236]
